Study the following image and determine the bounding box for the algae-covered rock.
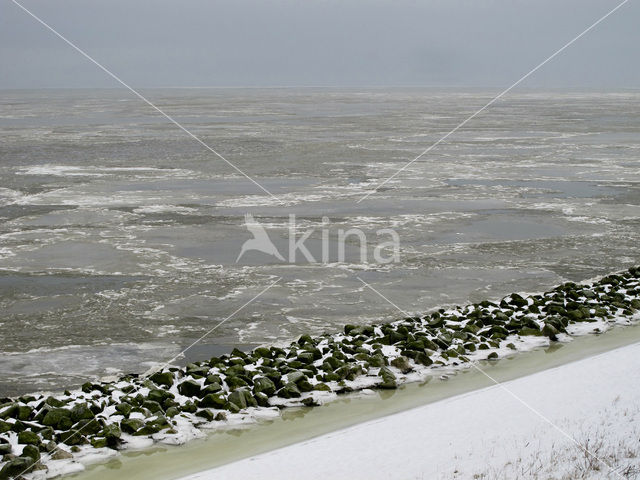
[519,326,542,336]
[390,356,413,374]
[17,430,40,446]
[542,323,560,341]
[91,437,108,448]
[378,367,397,389]
[70,403,95,423]
[120,418,145,434]
[115,402,132,416]
[226,376,249,390]
[276,383,301,399]
[149,371,174,388]
[253,377,276,396]
[0,456,34,479]
[195,409,215,422]
[0,421,10,434]
[142,400,163,414]
[102,423,121,447]
[58,430,86,446]
[177,380,201,398]
[198,393,226,409]
[165,407,180,418]
[42,408,72,429]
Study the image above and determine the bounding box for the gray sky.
[1,0,638,89]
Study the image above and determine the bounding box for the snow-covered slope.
[182,342,640,480]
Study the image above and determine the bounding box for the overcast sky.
[1,0,638,89]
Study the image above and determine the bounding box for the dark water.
[1,88,639,395]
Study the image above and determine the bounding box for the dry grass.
[468,403,640,480]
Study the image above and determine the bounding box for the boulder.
[70,403,95,423]
[195,409,215,422]
[0,456,34,479]
[42,408,72,429]
[177,380,202,398]
[120,418,144,434]
[50,448,73,460]
[149,371,174,388]
[102,423,121,447]
[198,394,226,409]
[378,367,397,389]
[276,383,301,399]
[542,323,560,341]
[252,377,276,396]
[17,431,40,446]
[390,356,413,374]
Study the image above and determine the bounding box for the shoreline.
[72,322,640,480]
[181,340,640,480]
[1,267,639,478]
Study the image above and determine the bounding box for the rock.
[297,352,315,364]
[519,327,542,336]
[297,334,314,346]
[42,408,72,429]
[44,396,66,408]
[177,380,202,398]
[414,352,433,366]
[253,347,272,358]
[0,421,10,434]
[165,407,180,418]
[102,423,121,446]
[142,400,163,414]
[120,418,145,434]
[70,403,95,423]
[508,293,528,308]
[285,371,305,384]
[227,390,248,410]
[198,394,226,409]
[21,445,39,464]
[149,371,174,388]
[74,418,103,435]
[0,456,34,479]
[16,406,32,421]
[115,402,132,416]
[50,448,73,460]
[313,383,331,392]
[91,437,108,448]
[43,441,57,453]
[276,383,301,399]
[254,392,270,407]
[542,323,560,341]
[0,444,11,455]
[390,356,413,374]
[148,389,174,403]
[57,430,86,446]
[252,377,276,396]
[0,404,18,420]
[378,367,397,389]
[204,375,222,386]
[195,409,215,422]
[134,423,160,436]
[17,431,40,446]
[226,376,249,390]
[487,352,499,360]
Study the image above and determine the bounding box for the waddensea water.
[1,88,639,395]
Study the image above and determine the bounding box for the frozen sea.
[1,88,639,395]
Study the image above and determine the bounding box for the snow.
[179,342,640,480]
